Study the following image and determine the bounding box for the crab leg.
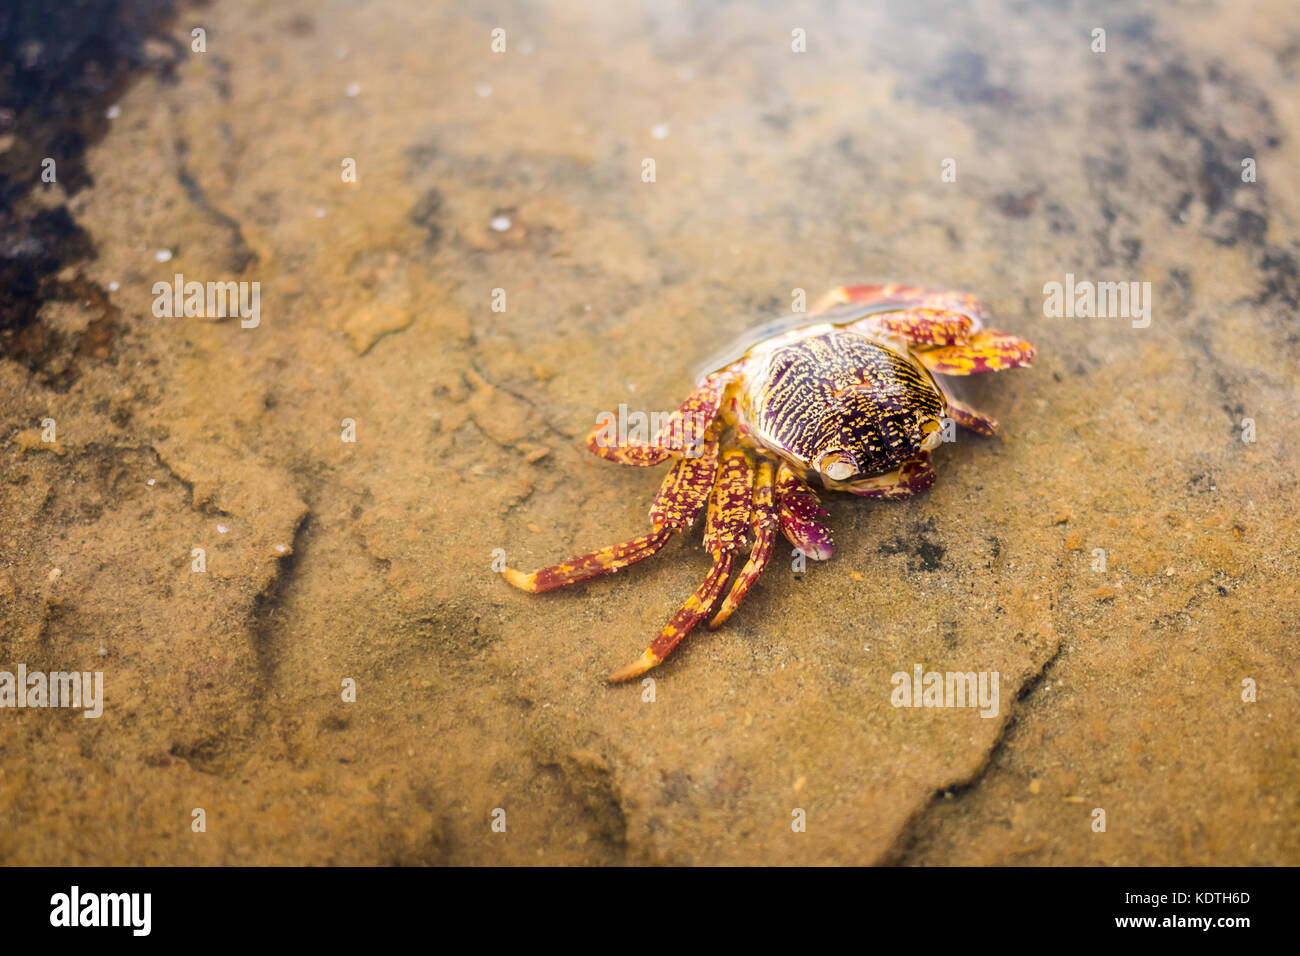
[708,458,777,629]
[584,431,673,466]
[585,369,734,466]
[608,447,753,682]
[943,395,998,435]
[846,308,974,346]
[501,429,719,592]
[501,528,673,592]
[845,309,1034,374]
[655,369,736,454]
[813,284,992,324]
[607,557,735,683]
[916,331,1036,374]
[818,285,1035,375]
[775,463,834,560]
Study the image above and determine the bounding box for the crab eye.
[818,451,859,481]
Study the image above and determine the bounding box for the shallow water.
[0,0,1296,864]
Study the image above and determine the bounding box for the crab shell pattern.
[502,284,1036,682]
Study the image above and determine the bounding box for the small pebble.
[216,524,229,534]
[108,280,120,292]
[106,105,121,119]
[490,214,511,232]
[155,249,173,262]
[146,478,156,487]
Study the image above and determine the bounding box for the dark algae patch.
[0,0,180,384]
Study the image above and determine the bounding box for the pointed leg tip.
[706,584,741,630]
[500,567,539,592]
[607,650,660,684]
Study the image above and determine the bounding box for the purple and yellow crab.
[503,284,1036,682]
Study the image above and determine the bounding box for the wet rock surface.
[0,0,1296,864]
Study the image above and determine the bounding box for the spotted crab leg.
[915,332,1036,374]
[584,432,673,466]
[708,458,777,629]
[818,284,1035,375]
[848,308,974,346]
[943,395,998,435]
[585,369,735,466]
[501,429,719,592]
[813,284,992,324]
[608,447,753,682]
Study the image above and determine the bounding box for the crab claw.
[775,464,834,560]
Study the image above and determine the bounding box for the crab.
[502,284,1036,682]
